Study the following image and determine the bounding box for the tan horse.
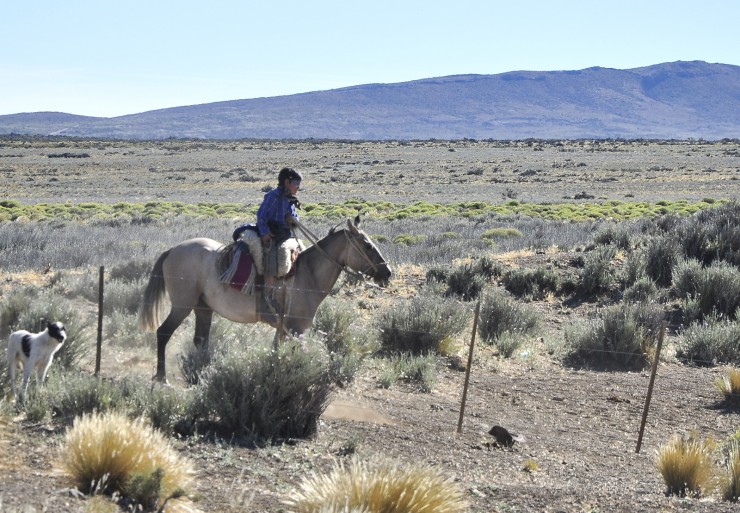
[139,217,391,382]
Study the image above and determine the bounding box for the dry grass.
[719,439,740,502]
[284,456,468,513]
[656,433,715,497]
[57,411,195,510]
[715,368,740,408]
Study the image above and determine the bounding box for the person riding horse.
[256,167,302,311]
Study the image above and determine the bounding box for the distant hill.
[1,61,738,140]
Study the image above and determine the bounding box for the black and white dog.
[7,321,67,400]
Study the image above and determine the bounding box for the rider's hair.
[277,167,302,186]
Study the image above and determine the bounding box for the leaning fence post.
[636,322,665,453]
[457,300,481,434]
[95,265,104,377]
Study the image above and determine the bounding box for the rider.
[256,167,302,310]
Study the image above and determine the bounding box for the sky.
[2,0,738,118]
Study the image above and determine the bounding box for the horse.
[139,216,391,382]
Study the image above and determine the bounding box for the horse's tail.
[139,249,170,332]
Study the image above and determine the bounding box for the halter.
[294,219,386,282]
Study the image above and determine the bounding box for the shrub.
[677,315,740,366]
[578,245,617,294]
[655,433,714,497]
[195,335,333,439]
[478,287,539,344]
[284,456,468,513]
[593,225,632,250]
[720,439,740,502]
[58,411,193,510]
[563,302,663,369]
[482,227,523,241]
[695,261,740,320]
[377,294,470,355]
[672,258,705,299]
[619,250,647,288]
[313,297,376,385]
[622,276,658,303]
[677,200,740,265]
[715,369,740,410]
[102,277,146,315]
[502,267,560,299]
[643,235,681,287]
[493,332,525,358]
[380,353,437,392]
[46,373,125,424]
[445,264,486,301]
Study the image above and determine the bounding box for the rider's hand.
[286,215,298,228]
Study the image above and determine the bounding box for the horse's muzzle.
[373,264,392,287]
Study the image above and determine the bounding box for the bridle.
[293,219,387,282]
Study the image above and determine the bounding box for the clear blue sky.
[2,0,738,117]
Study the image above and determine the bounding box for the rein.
[293,220,379,282]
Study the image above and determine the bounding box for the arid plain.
[1,137,740,513]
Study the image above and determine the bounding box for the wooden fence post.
[636,323,665,453]
[95,266,104,377]
[457,301,481,434]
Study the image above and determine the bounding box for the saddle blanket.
[220,242,257,294]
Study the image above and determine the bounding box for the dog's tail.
[138,249,170,332]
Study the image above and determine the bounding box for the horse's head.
[344,216,392,286]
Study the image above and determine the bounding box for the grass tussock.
[58,411,193,510]
[284,457,468,513]
[715,368,740,409]
[656,433,714,497]
[720,439,740,502]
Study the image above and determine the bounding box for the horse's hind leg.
[155,306,192,383]
[193,298,213,352]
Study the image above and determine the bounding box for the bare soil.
[1,138,740,512]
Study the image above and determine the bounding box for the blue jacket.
[256,186,299,241]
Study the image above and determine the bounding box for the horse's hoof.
[152,374,170,386]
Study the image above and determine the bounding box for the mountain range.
[1,60,738,140]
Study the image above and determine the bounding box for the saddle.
[220,226,304,294]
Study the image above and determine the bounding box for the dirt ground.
[2,138,740,512]
[2,344,739,512]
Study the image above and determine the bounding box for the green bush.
[695,262,740,320]
[42,372,126,424]
[643,235,681,287]
[563,302,664,369]
[502,267,560,299]
[477,287,539,345]
[194,335,333,439]
[578,245,617,294]
[313,297,376,385]
[445,264,486,301]
[622,277,658,303]
[677,201,740,266]
[377,294,470,355]
[593,225,632,250]
[672,258,705,299]
[379,353,438,392]
[676,315,740,366]
[482,227,523,240]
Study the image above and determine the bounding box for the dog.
[7,321,67,401]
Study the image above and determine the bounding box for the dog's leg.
[8,357,17,400]
[20,365,33,401]
[38,356,54,386]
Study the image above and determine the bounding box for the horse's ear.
[348,216,360,233]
